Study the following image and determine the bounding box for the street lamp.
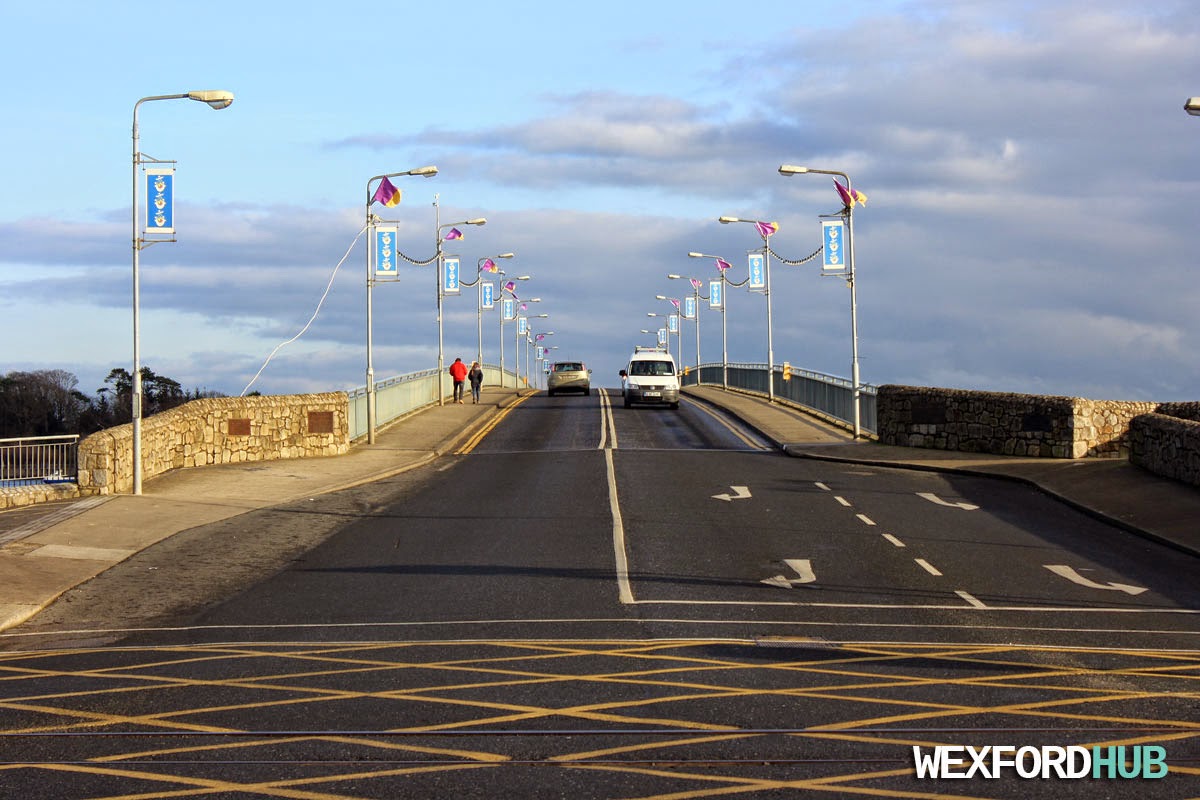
[646,312,673,355]
[131,90,234,495]
[688,251,746,390]
[654,295,684,366]
[668,274,706,375]
[1186,97,1200,115]
[719,215,778,402]
[460,253,514,368]
[499,276,532,387]
[435,206,486,405]
[528,328,554,389]
[364,166,438,443]
[518,311,548,387]
[778,163,863,438]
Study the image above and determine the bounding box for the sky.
[3,0,1199,402]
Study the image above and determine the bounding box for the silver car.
[547,361,591,396]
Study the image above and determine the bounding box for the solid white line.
[10,617,1200,645]
[882,533,906,548]
[605,447,635,604]
[956,591,988,609]
[834,496,851,507]
[856,514,876,526]
[914,558,943,576]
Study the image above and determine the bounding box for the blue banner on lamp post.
[683,296,696,320]
[442,256,460,294]
[481,281,494,309]
[502,297,515,321]
[748,252,766,290]
[374,227,398,278]
[822,219,846,272]
[668,313,679,334]
[709,280,722,309]
[144,168,174,234]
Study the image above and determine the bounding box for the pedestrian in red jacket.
[449,357,469,403]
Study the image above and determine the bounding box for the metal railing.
[347,364,518,441]
[682,362,877,434]
[0,435,79,487]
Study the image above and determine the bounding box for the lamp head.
[718,216,740,224]
[667,274,683,279]
[187,90,234,109]
[498,252,515,259]
[1187,98,1200,116]
[778,164,808,175]
[409,165,439,177]
[655,295,666,300]
[467,218,487,226]
[687,252,705,259]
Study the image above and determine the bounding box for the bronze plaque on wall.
[228,418,251,436]
[308,411,334,434]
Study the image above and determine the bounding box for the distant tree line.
[0,368,226,439]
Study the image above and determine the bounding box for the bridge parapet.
[76,393,348,495]
[877,385,1158,459]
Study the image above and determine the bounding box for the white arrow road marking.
[917,492,980,511]
[712,485,752,502]
[1044,565,1149,596]
[761,558,816,588]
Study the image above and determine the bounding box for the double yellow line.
[454,392,535,455]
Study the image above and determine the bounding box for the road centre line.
[856,514,876,526]
[882,533,906,548]
[605,447,635,605]
[834,496,851,507]
[598,388,617,450]
[815,482,831,492]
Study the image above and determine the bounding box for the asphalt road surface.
[2,389,1197,798]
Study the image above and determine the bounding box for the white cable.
[240,225,366,396]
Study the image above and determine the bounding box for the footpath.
[1,384,1197,634]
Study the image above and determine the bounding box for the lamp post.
[719,215,777,402]
[518,312,548,387]
[434,205,486,405]
[645,313,674,355]
[460,253,513,368]
[131,90,234,495]
[668,274,705,375]
[654,295,684,366]
[688,252,740,390]
[778,164,862,438]
[365,166,438,444]
[528,328,554,389]
[499,277,532,387]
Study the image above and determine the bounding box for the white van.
[621,346,680,409]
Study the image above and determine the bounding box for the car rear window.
[554,363,584,372]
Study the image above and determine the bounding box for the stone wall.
[1130,403,1200,487]
[76,393,349,495]
[876,385,1157,459]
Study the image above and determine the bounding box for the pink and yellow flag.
[834,179,867,208]
[715,258,732,272]
[371,177,402,207]
[443,227,464,241]
[754,221,780,238]
[479,258,498,273]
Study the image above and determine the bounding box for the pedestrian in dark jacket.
[468,362,484,404]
